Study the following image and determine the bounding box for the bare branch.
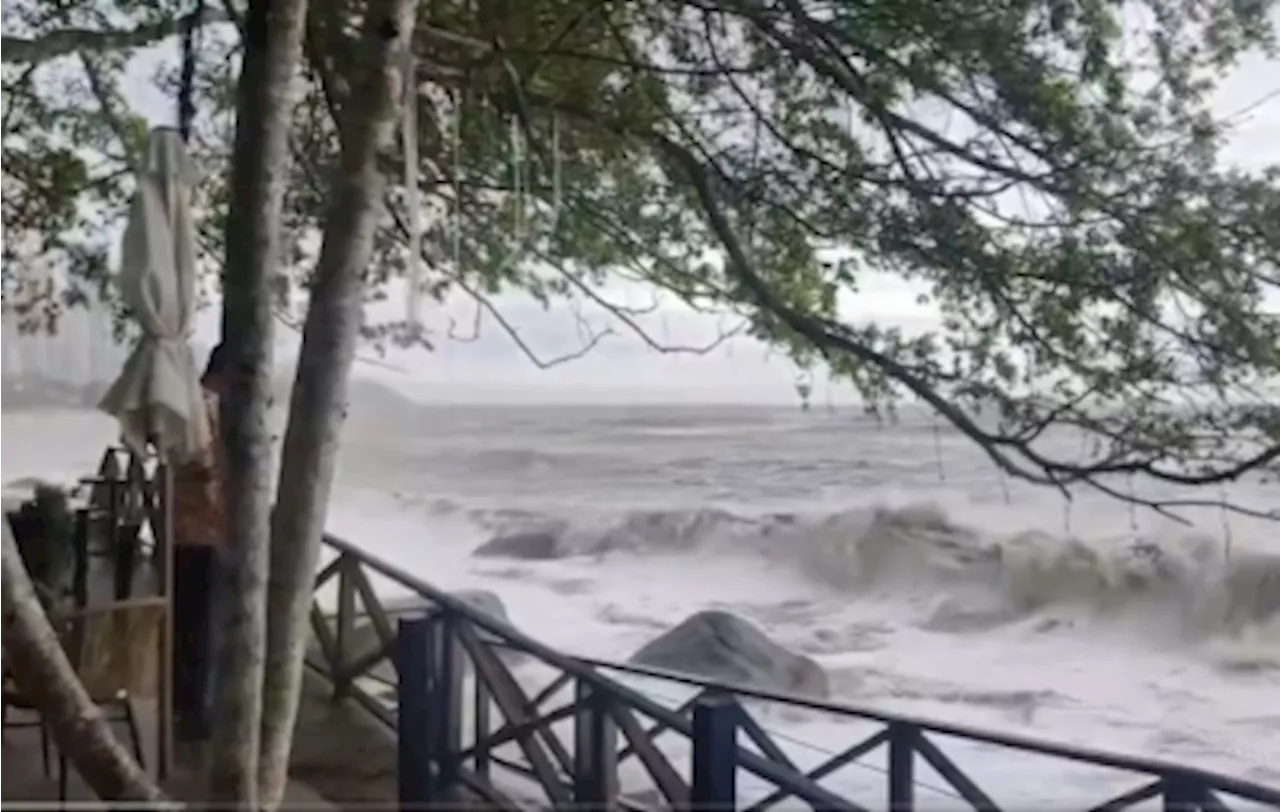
[444,274,617,369]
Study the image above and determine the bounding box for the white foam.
[323,492,1279,797]
[321,480,1280,801]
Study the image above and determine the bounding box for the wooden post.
[333,557,358,698]
[1161,772,1204,812]
[473,662,492,779]
[157,460,174,780]
[396,615,432,806]
[573,679,619,810]
[430,613,464,802]
[71,509,90,609]
[887,722,915,811]
[690,692,739,811]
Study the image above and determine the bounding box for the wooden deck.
[1,670,398,808]
[5,459,401,809]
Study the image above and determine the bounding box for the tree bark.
[257,1,418,807]
[209,0,309,806]
[1,521,173,806]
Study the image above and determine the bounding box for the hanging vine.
[931,414,947,483]
[1219,483,1234,560]
[1126,472,1139,535]
[399,55,564,337]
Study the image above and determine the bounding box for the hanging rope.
[486,110,561,273]
[1064,428,1089,535]
[549,114,562,214]
[450,95,463,278]
[510,116,526,237]
[1126,472,1139,535]
[746,99,764,253]
[0,215,7,309]
[1219,483,1233,561]
[402,47,424,333]
[931,417,946,483]
[177,1,205,143]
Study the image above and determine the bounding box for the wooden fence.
[307,533,1280,811]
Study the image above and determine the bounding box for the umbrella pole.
[158,456,175,780]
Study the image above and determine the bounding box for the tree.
[2,0,417,807]
[258,0,420,804]
[207,0,310,806]
[292,0,1280,519]
[2,0,1277,801]
[6,0,1275,516]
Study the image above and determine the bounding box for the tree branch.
[1,8,230,66]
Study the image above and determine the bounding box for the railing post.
[691,691,739,811]
[573,679,619,810]
[473,668,492,779]
[888,722,916,811]
[1162,772,1202,812]
[396,616,432,807]
[431,612,465,802]
[72,508,90,607]
[333,556,357,698]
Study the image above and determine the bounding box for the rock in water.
[376,589,514,624]
[629,609,830,699]
[454,590,509,622]
[308,589,526,683]
[472,530,561,560]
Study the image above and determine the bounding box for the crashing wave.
[460,500,1280,642]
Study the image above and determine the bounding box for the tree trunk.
[1,521,173,805]
[257,2,418,807]
[209,0,309,806]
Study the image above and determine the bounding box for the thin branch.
[78,54,137,172]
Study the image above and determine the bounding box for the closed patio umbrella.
[97,126,206,779]
[99,127,208,463]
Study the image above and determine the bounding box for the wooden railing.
[308,533,1280,811]
[78,450,1280,808]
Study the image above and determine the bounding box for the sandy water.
[4,405,1278,807]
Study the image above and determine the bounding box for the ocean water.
[4,402,1278,806]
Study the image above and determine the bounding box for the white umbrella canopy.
[98,127,209,463]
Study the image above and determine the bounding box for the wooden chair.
[2,599,75,781]
[52,597,167,799]
[2,664,54,777]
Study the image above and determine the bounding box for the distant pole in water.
[795,380,812,411]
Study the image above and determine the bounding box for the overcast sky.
[60,25,1280,403]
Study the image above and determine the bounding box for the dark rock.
[629,609,830,699]
[472,530,561,560]
[378,589,513,625]
[309,588,528,683]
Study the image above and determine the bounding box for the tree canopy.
[4,0,1278,518]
